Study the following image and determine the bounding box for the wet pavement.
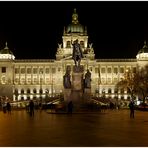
[0,109,148,147]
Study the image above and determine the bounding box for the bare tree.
[135,65,148,103]
[116,65,148,103]
[116,69,137,101]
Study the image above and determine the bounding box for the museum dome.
[0,42,15,60]
[136,41,148,60]
[66,8,84,33]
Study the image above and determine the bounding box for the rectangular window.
[107,67,112,73]
[21,68,25,74]
[101,67,106,73]
[33,68,38,74]
[120,67,124,73]
[15,68,19,74]
[114,68,118,74]
[45,68,49,74]
[58,67,61,72]
[2,67,6,73]
[95,68,98,73]
[132,67,136,73]
[52,68,56,74]
[27,68,31,74]
[39,68,43,73]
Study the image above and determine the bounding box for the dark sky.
[0,1,148,59]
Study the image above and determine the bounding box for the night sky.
[0,1,148,59]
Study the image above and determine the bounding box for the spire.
[4,41,9,49]
[63,26,66,35]
[72,8,79,24]
[143,40,148,48]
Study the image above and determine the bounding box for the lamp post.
[39,71,43,102]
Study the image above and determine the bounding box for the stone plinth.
[72,65,84,91]
[83,88,91,100]
[63,89,71,102]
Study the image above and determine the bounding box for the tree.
[135,65,148,103]
[116,69,137,101]
[116,65,148,103]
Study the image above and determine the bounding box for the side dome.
[0,42,15,60]
[136,41,148,60]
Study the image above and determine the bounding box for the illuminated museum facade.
[0,9,148,101]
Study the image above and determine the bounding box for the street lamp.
[39,71,43,102]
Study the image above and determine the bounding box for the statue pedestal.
[69,65,84,103]
[83,88,91,100]
[63,89,71,102]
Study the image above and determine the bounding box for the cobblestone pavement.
[0,109,148,147]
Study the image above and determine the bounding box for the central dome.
[66,8,84,33]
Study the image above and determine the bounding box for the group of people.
[2,102,11,114]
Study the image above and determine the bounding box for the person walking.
[6,102,11,114]
[129,100,135,118]
[67,101,73,114]
[29,100,34,116]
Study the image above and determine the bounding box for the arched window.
[39,88,43,94]
[21,89,24,94]
[120,88,124,94]
[27,89,30,94]
[33,88,37,94]
[108,88,112,94]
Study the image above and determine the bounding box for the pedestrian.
[129,100,135,118]
[29,100,34,116]
[67,101,73,114]
[6,102,11,114]
[2,103,7,114]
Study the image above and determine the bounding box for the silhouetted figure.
[84,69,91,88]
[67,101,73,114]
[129,101,135,118]
[29,100,34,116]
[63,69,71,89]
[72,39,83,66]
[6,102,11,114]
[2,103,7,114]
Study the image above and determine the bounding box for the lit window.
[15,68,19,74]
[107,67,112,73]
[45,68,49,74]
[114,68,118,74]
[21,68,25,74]
[33,68,38,74]
[27,68,31,74]
[101,68,106,73]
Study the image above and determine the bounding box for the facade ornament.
[58,43,62,49]
[72,8,79,24]
[89,43,93,49]
[4,41,9,49]
[143,40,147,48]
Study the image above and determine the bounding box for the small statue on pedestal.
[84,69,91,88]
[63,69,71,89]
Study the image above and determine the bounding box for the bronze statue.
[63,69,71,88]
[84,69,91,88]
[72,39,83,67]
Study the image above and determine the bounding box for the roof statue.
[72,8,79,24]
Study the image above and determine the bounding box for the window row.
[95,67,136,74]
[95,88,131,94]
[14,88,49,94]
[15,67,61,74]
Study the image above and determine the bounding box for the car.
[137,103,148,111]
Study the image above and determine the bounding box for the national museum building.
[0,9,147,101]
